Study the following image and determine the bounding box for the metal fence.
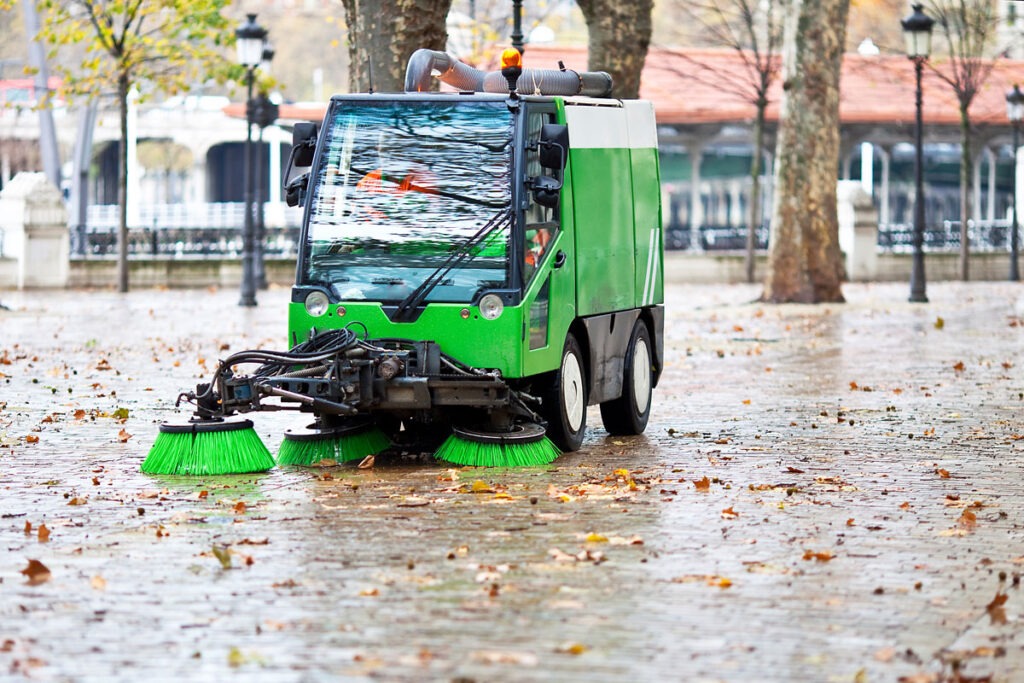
[74,203,303,258]
[664,220,1018,253]
[69,204,1019,258]
[877,219,1017,253]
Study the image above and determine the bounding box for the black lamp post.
[511,0,524,53]
[236,13,267,307]
[1006,84,1023,282]
[902,3,934,303]
[254,44,275,291]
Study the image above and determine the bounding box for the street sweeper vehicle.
[142,48,664,473]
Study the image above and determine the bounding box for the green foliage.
[26,0,235,104]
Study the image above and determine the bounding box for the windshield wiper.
[392,209,511,322]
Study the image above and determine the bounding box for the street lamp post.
[1006,84,1023,282]
[235,13,267,307]
[254,44,275,291]
[511,0,524,53]
[902,3,934,304]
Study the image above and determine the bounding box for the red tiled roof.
[227,45,1024,128]
[523,44,1024,128]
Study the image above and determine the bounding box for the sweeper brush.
[141,418,274,475]
[434,423,560,468]
[277,420,391,466]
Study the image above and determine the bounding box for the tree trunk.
[958,105,971,281]
[576,0,653,100]
[761,0,849,304]
[117,72,129,294]
[341,0,452,93]
[745,100,767,284]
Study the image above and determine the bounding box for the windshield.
[302,99,514,304]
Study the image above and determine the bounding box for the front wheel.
[542,333,587,452]
[600,320,653,435]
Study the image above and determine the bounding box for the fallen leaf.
[987,591,1008,625]
[555,642,589,655]
[802,550,834,562]
[357,454,375,469]
[212,544,232,569]
[23,521,32,534]
[90,575,107,591]
[786,466,805,474]
[67,497,87,506]
[24,435,39,444]
[117,429,132,443]
[233,501,246,514]
[936,468,951,479]
[37,524,49,543]
[874,647,896,662]
[721,506,739,519]
[957,509,977,530]
[584,533,609,543]
[359,587,380,597]
[20,559,51,585]
[471,480,495,494]
[933,317,944,330]
[952,361,965,372]
[693,476,711,492]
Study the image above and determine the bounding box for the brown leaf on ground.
[67,497,87,506]
[936,468,951,479]
[986,591,1008,625]
[693,476,711,492]
[786,466,805,473]
[117,429,131,443]
[233,501,246,514]
[37,524,49,543]
[90,575,107,591]
[357,454,375,469]
[802,550,834,562]
[957,509,977,530]
[952,361,965,372]
[95,359,113,371]
[721,506,739,519]
[24,435,39,444]
[20,559,51,585]
[23,521,31,534]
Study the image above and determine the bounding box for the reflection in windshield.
[303,100,514,303]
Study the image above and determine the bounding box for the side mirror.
[285,172,310,207]
[292,122,318,167]
[531,175,560,209]
[538,123,568,171]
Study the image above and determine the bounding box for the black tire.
[600,320,653,435]
[542,333,588,451]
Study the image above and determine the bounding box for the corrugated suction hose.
[404,49,613,98]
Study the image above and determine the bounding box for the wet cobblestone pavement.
[1,281,1022,682]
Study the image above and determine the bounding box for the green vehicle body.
[287,92,664,447]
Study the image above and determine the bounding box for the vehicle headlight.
[478,293,504,320]
[304,290,330,317]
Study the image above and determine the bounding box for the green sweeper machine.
[142,47,665,474]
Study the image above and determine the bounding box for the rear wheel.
[542,333,587,451]
[600,320,653,435]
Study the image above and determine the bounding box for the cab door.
[521,102,575,378]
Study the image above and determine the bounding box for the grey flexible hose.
[404,49,613,98]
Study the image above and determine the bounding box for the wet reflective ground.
[1,282,1022,682]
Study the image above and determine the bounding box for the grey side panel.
[582,309,640,405]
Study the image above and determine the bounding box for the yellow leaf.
[471,480,494,493]
[585,533,608,543]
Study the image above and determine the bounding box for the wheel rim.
[562,350,585,432]
[632,336,652,414]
